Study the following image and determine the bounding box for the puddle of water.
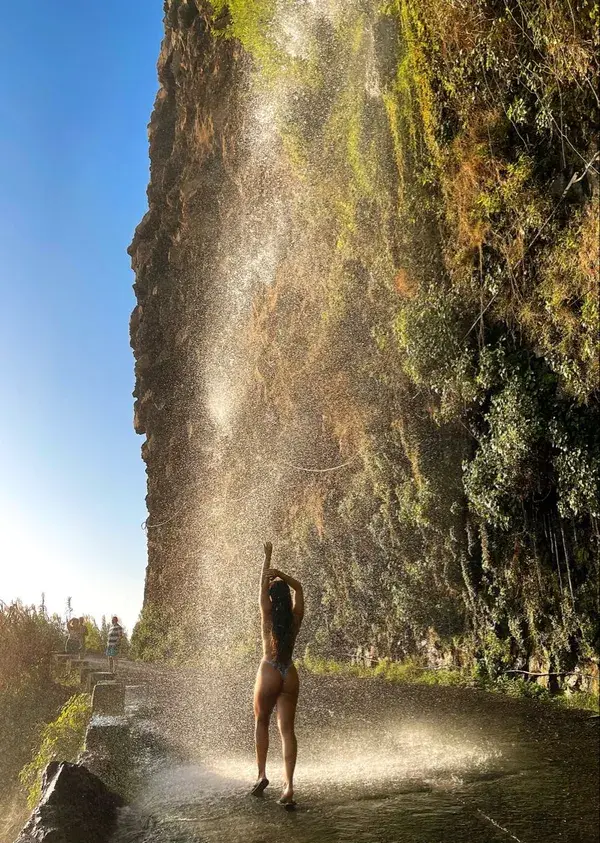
[115,716,511,843]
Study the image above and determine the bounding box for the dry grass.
[442,111,504,256]
[393,267,417,298]
[522,200,600,399]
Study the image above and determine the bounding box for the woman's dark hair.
[269,578,294,662]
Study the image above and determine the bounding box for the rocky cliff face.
[130,0,599,686]
[129,0,246,619]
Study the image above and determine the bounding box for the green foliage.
[493,676,551,701]
[464,371,547,529]
[302,654,599,711]
[394,289,474,417]
[376,658,467,687]
[493,679,600,713]
[0,601,65,691]
[19,694,91,809]
[210,0,288,78]
[0,603,70,826]
[386,0,599,673]
[130,604,175,662]
[478,629,513,679]
[82,616,104,654]
[302,652,470,687]
[557,690,600,714]
[551,410,600,519]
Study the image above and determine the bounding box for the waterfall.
[180,0,401,683]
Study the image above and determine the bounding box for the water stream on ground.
[112,667,599,843]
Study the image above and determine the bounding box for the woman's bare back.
[261,612,300,666]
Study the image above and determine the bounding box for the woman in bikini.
[251,541,304,808]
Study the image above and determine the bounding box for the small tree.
[0,601,65,690]
[82,617,104,654]
[118,629,131,659]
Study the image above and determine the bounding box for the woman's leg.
[253,661,281,783]
[276,665,300,802]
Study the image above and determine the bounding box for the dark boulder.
[15,761,124,843]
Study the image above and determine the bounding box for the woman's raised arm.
[259,541,273,613]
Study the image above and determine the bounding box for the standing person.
[106,616,123,674]
[251,541,304,809]
[65,617,82,656]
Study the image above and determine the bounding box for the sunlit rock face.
[129,1,248,626]
[128,0,419,662]
[130,0,599,684]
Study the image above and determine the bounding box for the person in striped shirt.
[106,616,123,673]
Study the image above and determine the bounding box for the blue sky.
[0,1,164,631]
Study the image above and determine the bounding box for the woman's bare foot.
[250,776,269,797]
[278,784,296,808]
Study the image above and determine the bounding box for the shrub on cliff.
[130,604,192,663]
[210,0,283,77]
[130,604,170,662]
[75,615,102,655]
[384,0,600,674]
[0,601,65,691]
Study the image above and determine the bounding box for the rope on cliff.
[142,484,264,530]
[142,506,187,531]
[270,453,360,474]
[474,810,523,842]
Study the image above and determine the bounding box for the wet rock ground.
[98,659,600,843]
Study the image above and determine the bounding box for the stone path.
[52,654,164,798]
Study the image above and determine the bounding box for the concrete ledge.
[125,683,155,718]
[84,715,130,756]
[83,715,131,798]
[88,671,115,693]
[52,654,78,678]
[92,681,125,716]
[126,683,150,700]
[78,665,95,689]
